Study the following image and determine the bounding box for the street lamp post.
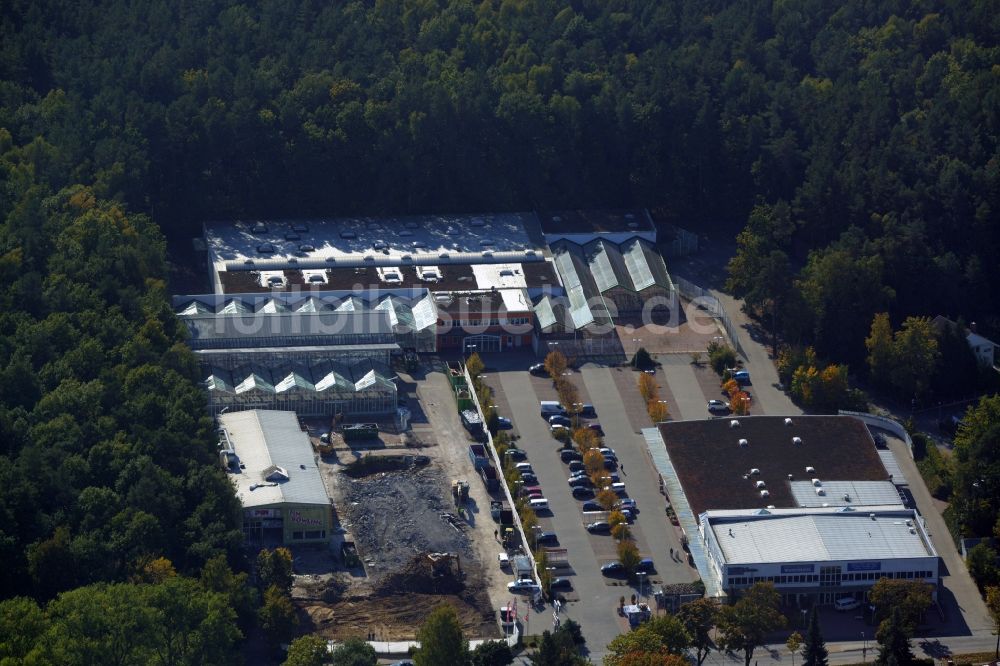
[862,632,867,663]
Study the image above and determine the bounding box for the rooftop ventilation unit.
[785,418,793,426]
[404,220,420,229]
[750,468,760,475]
[815,487,825,496]
[806,466,816,474]
[812,478,822,486]
[439,253,449,259]
[792,436,802,445]
[788,473,794,480]
[909,527,917,534]
[292,223,309,233]
[339,230,357,239]
[843,494,852,502]
[552,215,562,222]
[767,505,776,509]
[413,240,427,248]
[869,513,877,520]
[730,419,741,428]
[906,519,913,527]
[252,222,268,234]
[755,480,766,489]
[373,240,387,250]
[760,490,770,498]
[738,438,749,447]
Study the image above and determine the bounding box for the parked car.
[635,558,656,574]
[834,597,860,611]
[515,462,533,473]
[524,489,544,499]
[587,521,611,534]
[572,487,595,500]
[549,577,572,590]
[560,450,582,463]
[520,473,538,484]
[707,399,729,413]
[601,561,625,575]
[548,415,573,427]
[528,498,549,511]
[587,423,604,434]
[568,461,586,473]
[508,579,541,594]
[568,477,592,489]
[599,447,617,459]
[603,458,618,470]
[550,424,570,434]
[496,416,513,430]
[578,404,597,418]
[535,531,558,545]
[733,370,751,384]
[505,448,528,461]
[582,500,603,512]
[616,498,638,512]
[529,363,548,377]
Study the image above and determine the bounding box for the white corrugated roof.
[709,509,935,564]
[220,410,329,508]
[790,480,902,508]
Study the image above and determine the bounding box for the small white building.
[932,316,998,368]
[219,410,332,546]
[700,506,938,605]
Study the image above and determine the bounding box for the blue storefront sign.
[781,564,815,574]
[847,561,882,572]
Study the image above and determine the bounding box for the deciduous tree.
[677,598,719,666]
[414,604,469,666]
[717,583,786,666]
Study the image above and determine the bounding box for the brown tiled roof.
[657,416,888,516]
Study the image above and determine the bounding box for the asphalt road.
[498,369,622,659]
[580,365,694,585]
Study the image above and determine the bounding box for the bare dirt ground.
[289,364,507,643]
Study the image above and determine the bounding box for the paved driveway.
[581,366,695,585]
[498,369,622,659]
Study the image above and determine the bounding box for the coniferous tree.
[801,607,828,666]
[875,607,913,666]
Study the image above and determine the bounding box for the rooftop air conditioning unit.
[869,513,877,520]
[843,494,851,502]
[750,468,760,475]
[755,481,766,489]
[788,474,794,480]
[815,487,825,496]
[785,418,793,426]
[806,466,816,474]
[738,438,749,447]
[812,478,822,486]
[730,420,740,428]
[760,490,770,498]
[792,437,802,445]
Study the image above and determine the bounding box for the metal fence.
[661,227,700,257]
[461,364,540,586]
[673,276,747,359]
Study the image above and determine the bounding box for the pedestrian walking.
[494,529,499,541]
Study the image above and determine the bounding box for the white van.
[540,401,566,417]
[834,597,861,611]
[528,498,549,511]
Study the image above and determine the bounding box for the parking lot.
[478,353,697,655]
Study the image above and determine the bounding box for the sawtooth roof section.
[621,238,673,292]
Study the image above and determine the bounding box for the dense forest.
[1,0,999,658]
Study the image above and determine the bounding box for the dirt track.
[300,591,497,641]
